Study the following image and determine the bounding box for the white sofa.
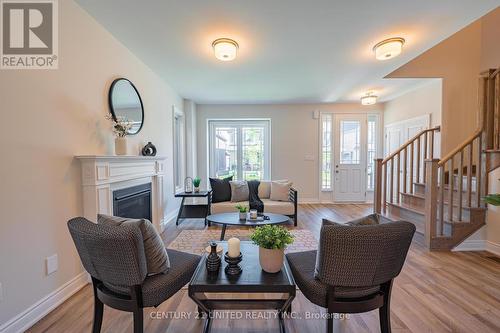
[209,180,298,226]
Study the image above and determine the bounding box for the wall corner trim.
[0,272,89,333]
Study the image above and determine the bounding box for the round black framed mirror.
[108,78,144,135]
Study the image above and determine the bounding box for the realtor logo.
[1,0,58,69]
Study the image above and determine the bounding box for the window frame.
[207,119,271,181]
[173,106,185,194]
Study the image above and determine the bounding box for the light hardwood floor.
[28,204,500,333]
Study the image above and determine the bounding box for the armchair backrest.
[67,217,147,286]
[315,219,415,287]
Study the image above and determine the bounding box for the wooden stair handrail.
[437,129,482,166]
[382,126,441,164]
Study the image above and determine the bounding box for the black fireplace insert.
[113,183,152,221]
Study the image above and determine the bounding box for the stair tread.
[399,191,484,210]
[387,202,424,215]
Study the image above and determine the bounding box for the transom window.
[208,120,270,180]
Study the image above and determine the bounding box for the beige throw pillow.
[230,180,249,202]
[270,180,292,201]
[258,181,271,199]
[97,214,170,275]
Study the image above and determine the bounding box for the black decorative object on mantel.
[224,252,242,276]
[141,142,157,156]
[206,242,221,273]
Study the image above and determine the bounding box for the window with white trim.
[173,107,185,193]
[208,120,270,180]
[321,113,333,190]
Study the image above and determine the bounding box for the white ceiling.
[76,0,500,104]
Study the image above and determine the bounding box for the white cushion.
[230,180,249,202]
[270,180,292,201]
[211,201,240,214]
[258,181,271,199]
[261,199,295,215]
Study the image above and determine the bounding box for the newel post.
[374,158,383,214]
[424,159,439,249]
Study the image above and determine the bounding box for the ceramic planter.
[194,186,200,193]
[239,212,247,220]
[259,247,284,273]
[115,137,128,155]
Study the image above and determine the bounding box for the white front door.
[333,114,367,202]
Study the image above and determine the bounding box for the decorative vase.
[259,247,284,273]
[115,137,128,155]
[239,212,247,220]
[194,186,200,193]
[141,142,157,156]
[206,242,221,273]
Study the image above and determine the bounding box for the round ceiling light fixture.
[212,38,239,61]
[373,37,405,60]
[361,92,378,105]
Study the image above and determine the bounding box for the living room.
[1,1,500,333]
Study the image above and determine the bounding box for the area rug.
[167,229,318,255]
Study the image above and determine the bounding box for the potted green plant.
[235,204,248,220]
[250,225,294,273]
[484,194,500,206]
[193,177,201,193]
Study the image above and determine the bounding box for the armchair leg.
[379,280,393,333]
[91,280,103,333]
[133,308,144,333]
[327,314,333,333]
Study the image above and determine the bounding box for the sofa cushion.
[261,199,294,215]
[97,214,170,275]
[258,181,271,199]
[209,176,233,203]
[270,180,292,201]
[230,180,249,202]
[211,201,238,214]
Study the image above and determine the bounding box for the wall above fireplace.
[75,155,167,231]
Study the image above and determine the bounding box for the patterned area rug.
[168,229,318,255]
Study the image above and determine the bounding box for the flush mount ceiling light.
[212,38,239,61]
[373,37,405,60]
[361,93,378,105]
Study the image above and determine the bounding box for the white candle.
[227,237,240,258]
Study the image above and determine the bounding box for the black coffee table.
[206,213,291,240]
[188,241,296,333]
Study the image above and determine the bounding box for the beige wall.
[387,20,482,155]
[384,79,442,127]
[383,80,442,128]
[481,9,500,248]
[196,103,382,201]
[0,0,182,326]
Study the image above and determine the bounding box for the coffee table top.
[189,241,296,293]
[206,212,290,226]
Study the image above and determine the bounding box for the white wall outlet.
[46,254,58,275]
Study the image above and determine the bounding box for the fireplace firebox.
[113,183,152,221]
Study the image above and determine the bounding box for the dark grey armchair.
[68,217,200,333]
[286,214,415,333]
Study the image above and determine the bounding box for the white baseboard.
[452,240,487,252]
[0,272,89,333]
[486,240,500,256]
[298,198,320,204]
[452,239,500,256]
[160,210,178,232]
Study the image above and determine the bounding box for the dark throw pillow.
[97,214,170,275]
[209,176,233,203]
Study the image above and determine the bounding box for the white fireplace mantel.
[75,155,167,231]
